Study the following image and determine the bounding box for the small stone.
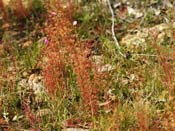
[33,82,44,94]
[127,7,143,18]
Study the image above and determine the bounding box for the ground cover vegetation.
[0,0,175,130]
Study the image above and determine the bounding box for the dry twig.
[107,0,126,57]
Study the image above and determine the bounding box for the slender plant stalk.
[107,0,126,57]
[107,0,157,58]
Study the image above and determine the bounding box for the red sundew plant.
[0,0,9,21]
[149,29,175,130]
[149,30,174,89]
[23,102,38,128]
[11,0,30,18]
[0,0,30,21]
[43,1,73,94]
[72,47,99,115]
[137,112,148,131]
[43,1,109,117]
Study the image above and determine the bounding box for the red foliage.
[43,1,73,94]
[0,0,31,21]
[0,0,8,20]
[72,47,99,115]
[137,112,147,131]
[43,1,108,116]
[149,29,175,130]
[0,118,10,131]
[12,0,30,18]
[66,118,82,128]
[150,31,174,89]
[23,102,38,128]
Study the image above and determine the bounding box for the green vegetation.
[0,0,175,130]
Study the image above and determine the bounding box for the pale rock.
[121,23,172,53]
[18,73,45,95]
[28,74,44,94]
[163,0,173,8]
[127,7,143,18]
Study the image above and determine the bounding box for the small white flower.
[73,21,77,26]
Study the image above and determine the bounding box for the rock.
[121,23,172,53]
[163,0,173,8]
[18,73,45,95]
[28,74,44,95]
[127,6,143,18]
[121,31,147,52]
